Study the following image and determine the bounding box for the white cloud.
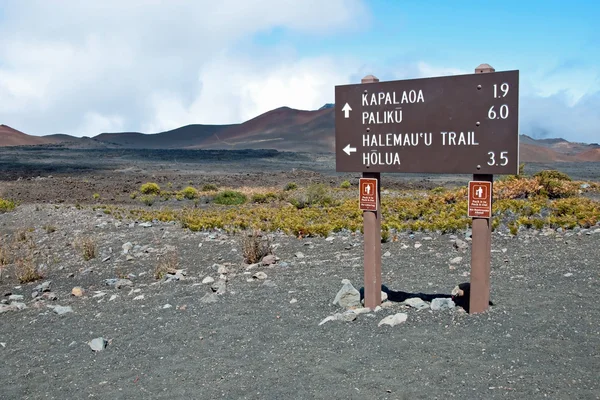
[78,112,125,137]
[143,53,353,132]
[0,0,367,136]
[0,1,597,144]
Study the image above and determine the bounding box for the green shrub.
[202,183,218,192]
[534,170,571,182]
[306,183,333,206]
[251,192,277,203]
[213,190,247,205]
[130,192,138,199]
[0,198,16,213]
[284,182,297,191]
[180,186,198,200]
[140,182,161,195]
[93,193,100,200]
[140,195,156,206]
[340,180,351,189]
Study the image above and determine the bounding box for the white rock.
[383,251,391,257]
[202,276,215,284]
[8,294,24,301]
[564,272,573,277]
[122,242,133,254]
[88,337,108,352]
[414,243,422,249]
[217,265,228,274]
[109,295,118,301]
[431,298,455,311]
[162,304,172,309]
[403,298,429,310]
[318,315,337,326]
[133,295,144,300]
[449,257,463,264]
[290,298,298,304]
[51,305,73,315]
[332,280,361,309]
[252,271,268,280]
[378,313,408,327]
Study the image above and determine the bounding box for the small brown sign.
[359,178,378,211]
[468,181,492,218]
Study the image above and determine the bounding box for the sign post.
[470,63,496,313]
[360,75,382,310]
[335,64,518,313]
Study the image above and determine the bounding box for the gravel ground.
[1,204,600,399]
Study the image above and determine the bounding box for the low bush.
[340,180,351,189]
[180,186,198,200]
[213,190,247,205]
[202,183,219,192]
[284,182,297,191]
[140,182,161,195]
[140,195,156,206]
[0,198,16,213]
[251,192,278,203]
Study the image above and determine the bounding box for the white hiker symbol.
[475,186,483,198]
[365,184,371,195]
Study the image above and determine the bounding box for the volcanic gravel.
[1,203,599,400]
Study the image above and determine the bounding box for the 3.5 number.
[493,83,509,98]
[488,151,508,166]
[488,105,509,119]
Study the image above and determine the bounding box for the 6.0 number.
[488,151,508,166]
[488,105,509,119]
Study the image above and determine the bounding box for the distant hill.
[0,125,58,146]
[2,107,600,162]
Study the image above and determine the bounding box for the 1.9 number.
[488,151,508,166]
[493,83,509,98]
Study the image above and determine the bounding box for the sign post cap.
[475,63,495,73]
[361,75,380,84]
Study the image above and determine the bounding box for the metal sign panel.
[359,178,378,211]
[335,70,519,174]
[468,181,492,218]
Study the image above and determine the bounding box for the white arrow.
[343,144,356,155]
[342,103,352,118]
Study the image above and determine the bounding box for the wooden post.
[470,63,495,313]
[361,74,382,310]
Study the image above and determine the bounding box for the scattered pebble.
[378,313,408,327]
[88,337,108,352]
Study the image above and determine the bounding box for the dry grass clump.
[241,229,272,264]
[75,236,97,261]
[15,253,43,283]
[154,249,179,279]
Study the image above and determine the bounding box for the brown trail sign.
[335,69,519,175]
[336,64,519,312]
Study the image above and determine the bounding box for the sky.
[0,0,598,143]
